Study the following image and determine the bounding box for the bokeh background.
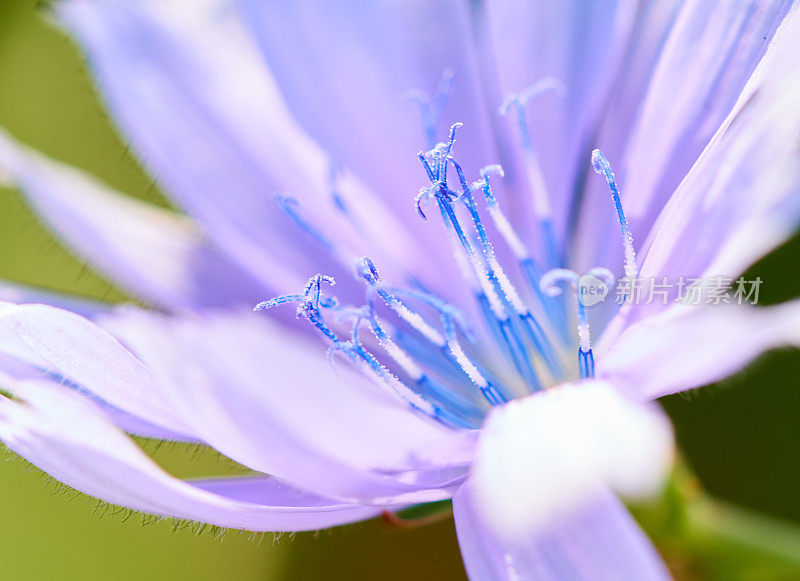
[0,1,799,579]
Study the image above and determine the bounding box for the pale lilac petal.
[469,382,672,542]
[0,379,382,531]
[88,401,198,442]
[237,0,497,212]
[97,307,475,504]
[576,0,795,272]
[0,303,195,437]
[0,128,266,309]
[636,5,800,287]
[60,0,440,297]
[598,302,800,401]
[0,301,471,503]
[453,483,670,581]
[623,0,792,223]
[0,279,105,318]
[0,342,194,442]
[0,357,194,442]
[481,0,638,246]
[593,6,800,342]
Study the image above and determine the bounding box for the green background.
[0,1,799,579]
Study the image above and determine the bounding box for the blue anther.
[328,161,352,217]
[393,328,466,385]
[448,156,490,247]
[357,256,381,285]
[500,83,564,268]
[481,383,508,405]
[438,303,475,344]
[417,151,436,182]
[591,150,629,237]
[419,131,546,392]
[431,69,455,121]
[478,165,505,207]
[253,294,303,311]
[591,149,637,280]
[256,276,465,428]
[499,78,565,152]
[518,311,563,379]
[437,123,463,182]
[503,99,534,151]
[579,348,595,379]
[415,186,432,220]
[405,68,456,149]
[302,274,336,311]
[275,195,335,251]
[442,123,462,159]
[541,219,560,269]
[540,269,580,298]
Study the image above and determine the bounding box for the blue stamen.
[257,275,466,424]
[540,268,590,376]
[500,79,565,268]
[358,256,381,285]
[254,294,303,311]
[328,162,349,215]
[416,136,543,391]
[260,94,640,430]
[417,151,436,182]
[359,258,510,405]
[579,348,595,379]
[449,156,562,378]
[498,78,566,149]
[344,297,479,427]
[540,267,607,379]
[476,166,570,343]
[591,149,637,281]
[275,196,335,251]
[435,198,540,387]
[404,69,456,149]
[382,286,475,343]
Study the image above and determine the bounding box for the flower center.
[254,77,636,430]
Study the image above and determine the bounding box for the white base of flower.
[471,381,673,543]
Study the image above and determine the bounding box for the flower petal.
[637,3,800,285]
[453,483,669,580]
[0,128,266,309]
[0,378,382,531]
[482,0,638,245]
[237,0,497,211]
[60,0,440,297]
[470,381,673,543]
[97,306,475,504]
[0,302,194,437]
[575,0,794,271]
[0,279,104,318]
[622,0,792,224]
[597,6,800,337]
[599,301,800,401]
[0,301,472,502]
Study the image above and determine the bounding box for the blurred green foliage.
[1,0,800,579]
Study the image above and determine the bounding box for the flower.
[0,0,799,578]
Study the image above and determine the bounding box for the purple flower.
[0,0,799,578]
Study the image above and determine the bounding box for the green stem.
[686,495,800,566]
